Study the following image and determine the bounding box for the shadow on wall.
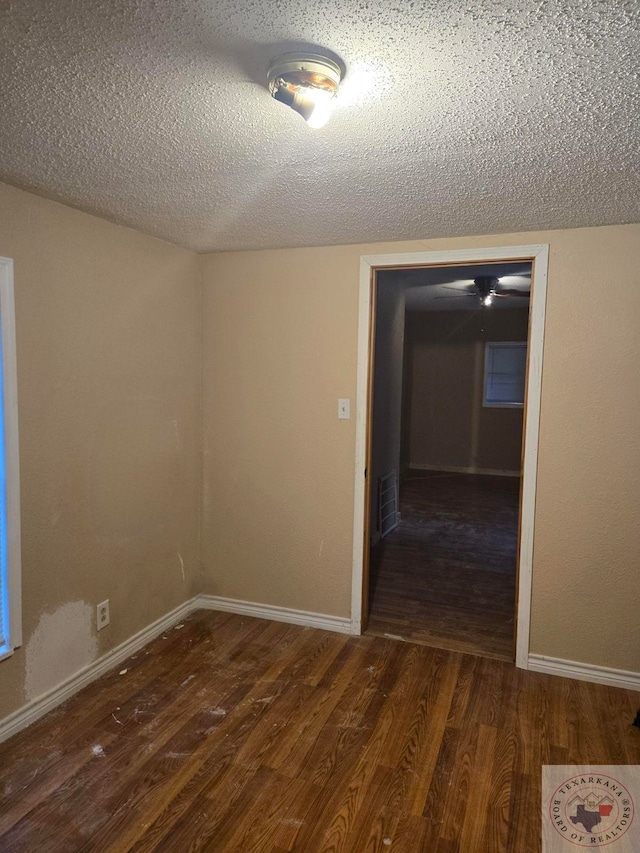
[404,307,530,475]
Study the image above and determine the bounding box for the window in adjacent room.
[0,257,21,661]
[483,341,527,408]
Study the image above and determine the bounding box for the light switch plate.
[338,398,351,419]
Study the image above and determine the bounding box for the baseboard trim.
[0,598,195,744]
[194,594,352,635]
[0,595,354,744]
[528,654,640,692]
[409,464,521,478]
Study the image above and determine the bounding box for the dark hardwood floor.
[367,470,519,661]
[1,610,639,852]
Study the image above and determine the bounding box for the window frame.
[483,340,527,410]
[0,257,22,661]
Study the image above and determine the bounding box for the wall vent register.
[378,471,399,539]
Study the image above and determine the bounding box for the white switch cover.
[338,398,351,419]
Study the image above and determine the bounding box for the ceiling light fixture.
[267,53,342,129]
[475,276,498,308]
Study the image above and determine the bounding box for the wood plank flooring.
[1,611,639,852]
[368,471,519,660]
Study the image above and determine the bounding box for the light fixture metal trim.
[267,53,342,127]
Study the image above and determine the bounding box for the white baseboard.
[194,594,352,635]
[0,595,354,743]
[528,654,640,692]
[4,595,638,745]
[0,598,196,744]
[410,463,521,478]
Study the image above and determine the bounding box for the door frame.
[349,244,549,669]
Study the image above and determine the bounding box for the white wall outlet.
[338,398,351,419]
[97,599,110,630]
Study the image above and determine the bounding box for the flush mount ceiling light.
[267,53,342,129]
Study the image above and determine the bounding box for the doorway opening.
[350,245,549,669]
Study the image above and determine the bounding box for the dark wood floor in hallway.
[1,610,639,852]
[367,470,519,660]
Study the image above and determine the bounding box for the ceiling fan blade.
[441,283,475,292]
[433,295,475,300]
[495,288,529,297]
[498,275,531,287]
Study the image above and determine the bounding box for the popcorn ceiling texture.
[0,0,638,252]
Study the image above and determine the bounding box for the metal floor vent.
[378,471,399,538]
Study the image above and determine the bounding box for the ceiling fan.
[435,273,530,307]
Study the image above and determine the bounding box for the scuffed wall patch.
[25,602,97,702]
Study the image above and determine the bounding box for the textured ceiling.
[0,0,638,252]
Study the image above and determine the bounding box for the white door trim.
[350,244,550,669]
[0,257,22,657]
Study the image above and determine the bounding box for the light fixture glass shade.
[267,53,342,128]
[304,89,334,128]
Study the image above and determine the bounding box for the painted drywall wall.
[200,223,640,673]
[0,182,201,720]
[1,182,637,730]
[198,246,357,615]
[405,308,529,473]
[369,281,406,538]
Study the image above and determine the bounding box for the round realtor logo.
[549,773,635,847]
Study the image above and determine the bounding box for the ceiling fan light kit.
[267,53,342,128]
[431,270,531,308]
[474,275,498,307]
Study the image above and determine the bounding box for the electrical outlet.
[97,599,110,630]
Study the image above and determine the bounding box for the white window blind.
[483,342,527,408]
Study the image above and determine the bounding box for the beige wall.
[199,247,357,615]
[0,183,202,720]
[1,180,638,726]
[201,223,640,673]
[406,308,529,472]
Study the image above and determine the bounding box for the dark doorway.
[365,262,532,661]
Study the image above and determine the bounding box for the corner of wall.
[192,252,207,599]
